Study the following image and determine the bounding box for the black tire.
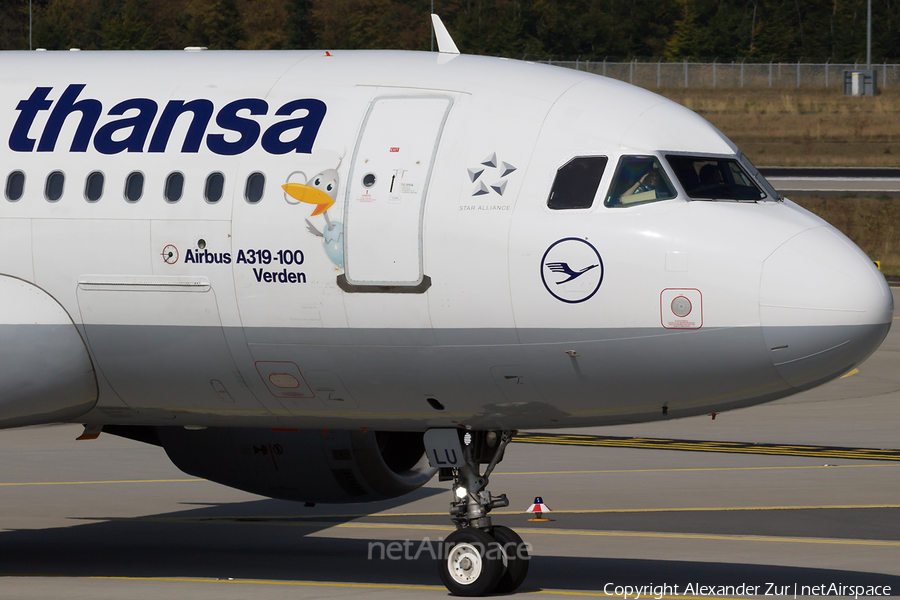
[439,528,505,596]
[490,525,530,594]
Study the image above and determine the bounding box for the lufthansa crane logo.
[540,238,603,303]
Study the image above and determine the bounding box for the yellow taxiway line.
[106,501,900,523]
[0,575,757,599]
[509,526,900,547]
[514,433,900,461]
[3,462,897,487]
[107,504,900,528]
[0,478,202,487]
[90,501,900,549]
[497,463,899,476]
[135,519,895,547]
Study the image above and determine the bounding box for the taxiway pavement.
[1,288,898,599]
[759,167,900,196]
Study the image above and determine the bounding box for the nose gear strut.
[449,430,512,529]
[430,429,531,596]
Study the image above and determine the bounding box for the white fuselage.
[0,50,892,432]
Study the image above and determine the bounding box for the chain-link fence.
[538,59,900,89]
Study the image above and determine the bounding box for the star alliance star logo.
[467,152,516,197]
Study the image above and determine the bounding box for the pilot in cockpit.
[604,156,678,207]
[699,163,724,187]
[623,165,664,198]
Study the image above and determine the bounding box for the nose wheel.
[490,525,530,594]
[436,430,531,596]
[440,528,504,596]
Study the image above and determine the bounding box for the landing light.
[455,486,468,499]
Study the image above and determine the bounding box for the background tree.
[287,0,316,48]
[3,0,900,59]
[98,0,157,49]
[0,0,30,50]
[186,0,245,48]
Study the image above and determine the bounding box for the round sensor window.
[671,296,692,318]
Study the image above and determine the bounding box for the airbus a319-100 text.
[0,21,892,595]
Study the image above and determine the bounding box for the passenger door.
[341,95,453,291]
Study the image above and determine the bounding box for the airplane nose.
[760,226,893,391]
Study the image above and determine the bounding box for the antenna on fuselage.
[431,15,460,54]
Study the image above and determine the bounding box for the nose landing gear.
[436,430,531,596]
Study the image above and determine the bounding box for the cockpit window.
[604,156,677,207]
[666,155,767,201]
[737,152,782,200]
[547,156,608,210]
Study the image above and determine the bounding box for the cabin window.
[165,172,184,203]
[125,171,144,202]
[85,171,104,202]
[245,172,265,203]
[547,156,608,210]
[205,172,224,203]
[666,155,766,201]
[5,171,25,202]
[45,171,65,202]
[604,156,677,207]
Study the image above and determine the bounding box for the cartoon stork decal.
[282,158,344,269]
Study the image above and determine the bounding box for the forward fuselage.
[0,50,892,431]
